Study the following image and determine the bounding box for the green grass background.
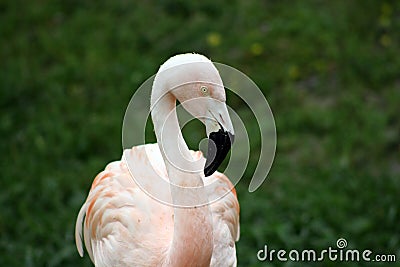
[1,1,399,266]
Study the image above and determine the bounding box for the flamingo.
[75,53,240,266]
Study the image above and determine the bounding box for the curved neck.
[150,88,213,266]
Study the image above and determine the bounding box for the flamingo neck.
[150,90,213,266]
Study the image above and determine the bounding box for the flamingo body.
[76,146,239,266]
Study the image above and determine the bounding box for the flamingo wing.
[75,144,174,266]
[190,151,240,267]
[207,172,240,267]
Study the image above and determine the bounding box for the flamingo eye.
[200,86,209,96]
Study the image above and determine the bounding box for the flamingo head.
[157,53,235,176]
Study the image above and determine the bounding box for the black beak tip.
[204,167,213,177]
[204,129,234,177]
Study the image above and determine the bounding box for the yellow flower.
[381,3,392,16]
[379,15,391,28]
[288,65,300,80]
[250,43,263,56]
[206,32,221,47]
[380,34,392,47]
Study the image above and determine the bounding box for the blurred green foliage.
[1,1,399,266]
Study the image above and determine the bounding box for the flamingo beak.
[203,101,235,177]
[204,127,234,177]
